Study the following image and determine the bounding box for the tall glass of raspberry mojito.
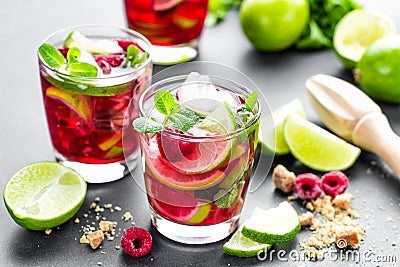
[38,25,152,183]
[123,0,209,65]
[134,70,260,244]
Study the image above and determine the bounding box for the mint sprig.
[133,90,202,134]
[122,45,148,68]
[39,43,98,77]
[244,91,258,112]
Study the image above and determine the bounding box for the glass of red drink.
[124,0,209,65]
[135,65,260,244]
[38,25,152,183]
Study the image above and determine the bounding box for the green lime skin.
[356,35,400,103]
[240,0,309,52]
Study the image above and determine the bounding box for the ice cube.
[176,72,239,111]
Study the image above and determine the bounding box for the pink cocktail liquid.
[124,0,208,46]
[140,79,259,229]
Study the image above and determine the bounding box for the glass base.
[150,207,239,244]
[55,150,139,183]
[152,40,199,65]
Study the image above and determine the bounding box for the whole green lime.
[355,35,400,103]
[239,0,309,52]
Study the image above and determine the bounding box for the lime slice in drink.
[146,139,226,190]
[284,115,361,171]
[163,104,237,175]
[223,226,271,257]
[153,0,183,11]
[258,99,306,155]
[333,9,397,69]
[147,178,210,224]
[46,86,94,121]
[3,162,87,230]
[242,201,300,244]
[63,30,122,54]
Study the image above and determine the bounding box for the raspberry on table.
[321,171,349,197]
[294,173,323,200]
[121,227,152,258]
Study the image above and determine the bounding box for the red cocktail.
[38,25,152,183]
[135,71,260,244]
[124,0,209,64]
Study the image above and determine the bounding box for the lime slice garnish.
[198,103,236,134]
[3,162,87,230]
[185,203,211,224]
[242,201,301,244]
[258,99,306,155]
[284,114,361,171]
[223,226,271,257]
[46,86,94,121]
[333,9,397,69]
[63,30,122,54]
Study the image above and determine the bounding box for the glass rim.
[139,74,261,141]
[37,24,152,80]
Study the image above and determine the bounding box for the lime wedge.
[3,162,87,230]
[242,202,300,244]
[223,226,271,257]
[198,103,236,134]
[63,30,122,54]
[284,115,361,171]
[258,99,306,155]
[333,9,397,69]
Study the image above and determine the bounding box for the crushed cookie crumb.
[95,205,105,213]
[99,220,116,233]
[90,202,97,209]
[114,206,122,211]
[45,229,52,235]
[332,193,353,210]
[272,164,296,193]
[300,212,314,227]
[80,235,89,244]
[94,197,100,202]
[115,245,121,250]
[104,204,112,209]
[335,226,361,246]
[74,218,80,224]
[87,230,105,249]
[123,211,133,221]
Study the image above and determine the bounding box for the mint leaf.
[245,91,258,112]
[215,186,239,208]
[168,108,201,132]
[38,43,66,69]
[68,62,98,77]
[133,117,165,133]
[67,47,80,64]
[123,44,140,68]
[154,90,179,115]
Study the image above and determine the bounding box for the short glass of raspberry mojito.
[134,71,260,244]
[38,25,152,183]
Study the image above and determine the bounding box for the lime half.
[63,30,122,54]
[223,226,271,257]
[333,9,397,69]
[284,115,361,171]
[4,162,87,230]
[259,99,306,155]
[242,202,300,244]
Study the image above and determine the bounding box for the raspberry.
[121,227,152,258]
[95,54,124,67]
[115,39,137,51]
[294,173,323,200]
[96,60,111,75]
[156,128,198,162]
[321,171,349,197]
[58,47,69,58]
